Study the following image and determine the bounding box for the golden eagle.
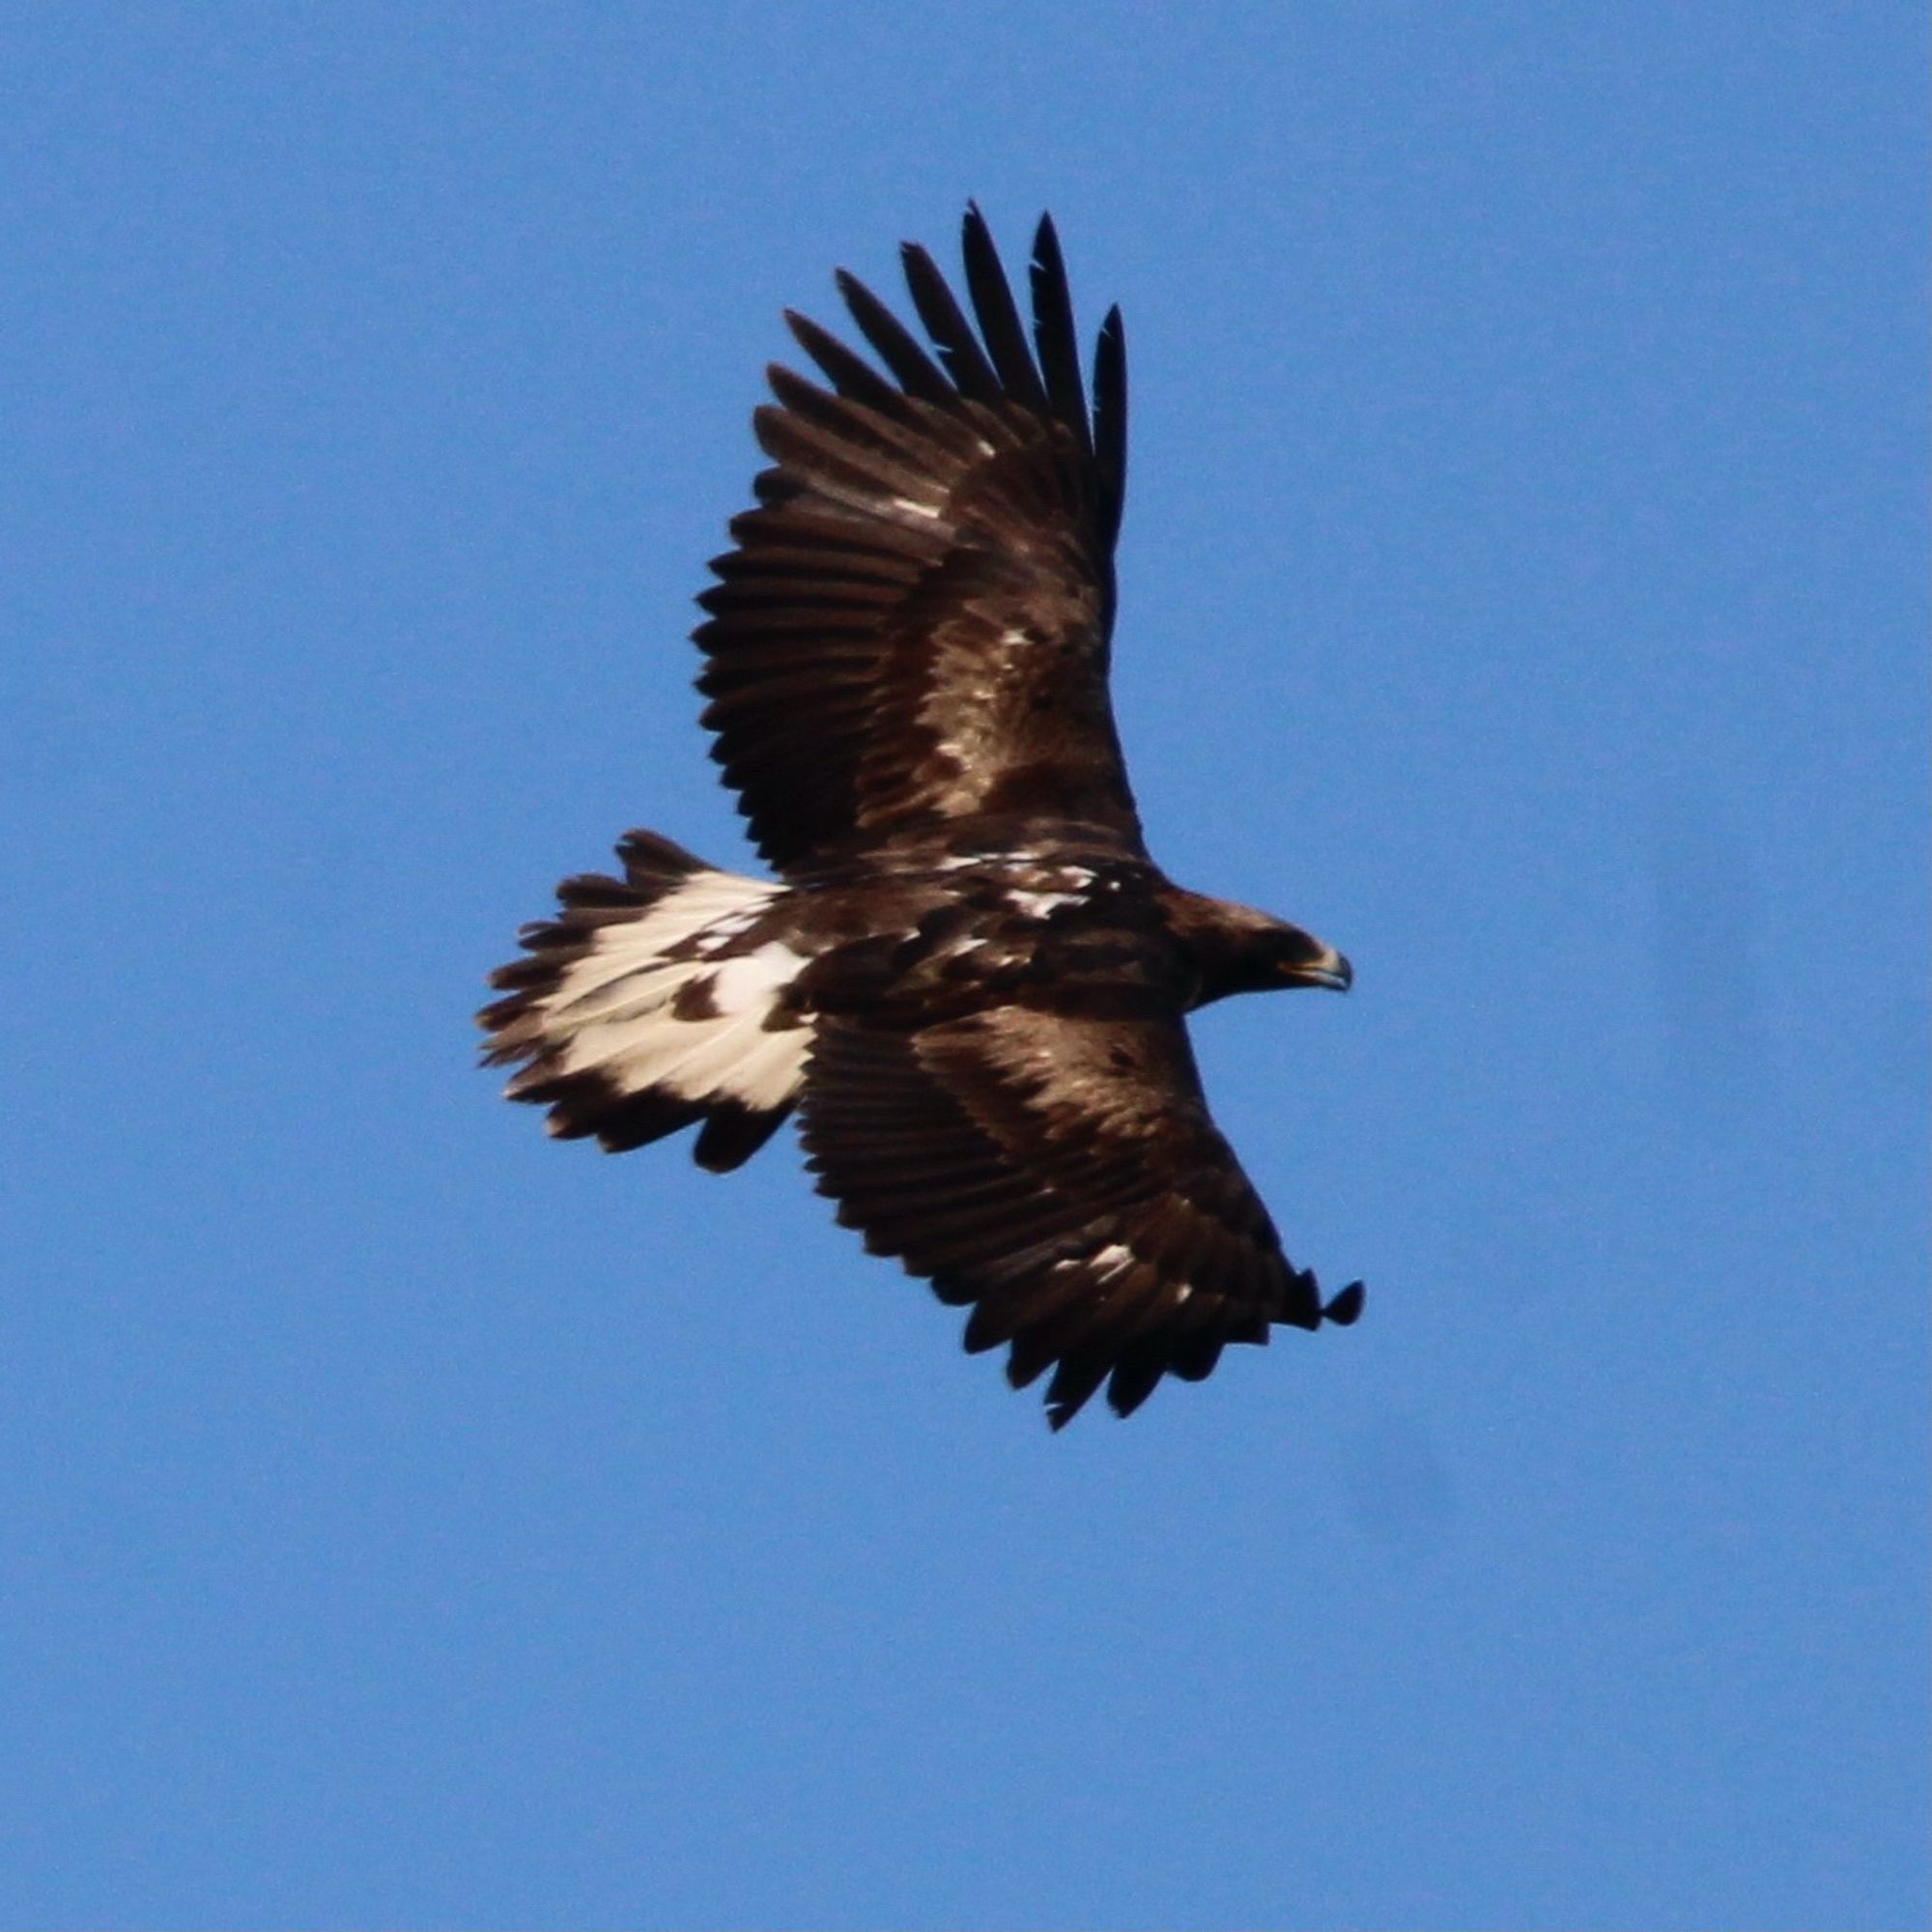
[481,207,1362,1427]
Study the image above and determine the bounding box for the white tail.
[480,831,812,1171]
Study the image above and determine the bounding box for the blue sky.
[3,5,1925,1927]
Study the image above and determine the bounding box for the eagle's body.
[482,208,1362,1426]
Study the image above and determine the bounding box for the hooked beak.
[1297,944,1353,992]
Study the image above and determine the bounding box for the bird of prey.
[480,206,1362,1428]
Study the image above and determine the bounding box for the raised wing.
[799,1004,1363,1428]
[695,206,1137,875]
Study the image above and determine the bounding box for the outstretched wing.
[799,1005,1363,1428]
[696,206,1137,875]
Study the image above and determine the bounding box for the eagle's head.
[1165,890,1352,1007]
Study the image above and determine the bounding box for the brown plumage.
[481,206,1361,1428]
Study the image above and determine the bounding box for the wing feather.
[1093,305,1128,552]
[833,269,953,404]
[899,242,1005,404]
[782,308,913,415]
[960,202,1051,413]
[1026,214,1091,454]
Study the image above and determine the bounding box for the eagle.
[480,206,1363,1428]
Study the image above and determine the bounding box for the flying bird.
[480,206,1363,1427]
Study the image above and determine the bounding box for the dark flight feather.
[959,201,1051,414]
[1027,214,1092,454]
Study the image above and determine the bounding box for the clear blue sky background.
[3,6,1925,1928]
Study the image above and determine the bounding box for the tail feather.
[479,831,810,1170]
